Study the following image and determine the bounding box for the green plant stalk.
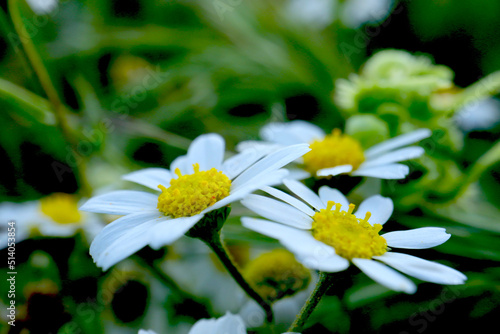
[205,232,274,323]
[288,272,333,332]
[8,0,91,196]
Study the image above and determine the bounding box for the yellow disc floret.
[40,193,82,224]
[244,249,311,303]
[157,163,231,218]
[302,129,365,174]
[312,201,387,260]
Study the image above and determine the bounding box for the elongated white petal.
[355,195,393,225]
[261,186,315,216]
[283,179,324,211]
[94,215,168,270]
[374,252,467,285]
[317,165,353,177]
[318,186,349,211]
[190,313,246,334]
[351,163,409,179]
[383,228,451,249]
[241,194,313,229]
[261,121,325,145]
[287,168,311,180]
[235,140,281,154]
[241,217,348,272]
[231,144,310,192]
[361,147,425,169]
[364,129,431,158]
[149,214,203,249]
[187,133,225,171]
[209,169,290,213]
[352,258,417,294]
[222,149,268,179]
[79,191,158,215]
[89,211,161,258]
[122,168,172,191]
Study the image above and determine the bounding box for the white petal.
[364,129,432,158]
[170,155,191,175]
[89,211,161,259]
[352,163,409,179]
[149,214,203,249]
[189,318,217,334]
[261,186,315,216]
[79,191,158,215]
[94,216,167,270]
[241,217,348,272]
[122,168,172,191]
[283,179,324,211]
[286,168,311,180]
[209,169,290,212]
[383,228,451,249]
[354,195,393,225]
[318,186,349,211]
[361,147,425,169]
[374,252,467,285]
[261,121,324,145]
[187,133,225,171]
[235,140,281,154]
[214,313,247,334]
[241,194,313,229]
[352,258,417,294]
[221,149,268,179]
[317,165,353,177]
[138,330,157,334]
[231,144,310,192]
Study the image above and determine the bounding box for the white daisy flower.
[237,120,431,179]
[80,133,310,271]
[139,312,300,334]
[0,193,102,248]
[241,179,466,293]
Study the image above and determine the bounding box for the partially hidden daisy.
[237,120,431,179]
[80,133,310,271]
[0,193,102,248]
[138,312,299,334]
[241,179,466,293]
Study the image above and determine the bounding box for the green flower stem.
[205,232,274,323]
[288,271,333,332]
[8,0,91,196]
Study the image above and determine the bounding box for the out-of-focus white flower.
[286,0,336,29]
[241,180,467,293]
[341,0,394,28]
[0,193,102,248]
[27,0,58,15]
[454,98,500,132]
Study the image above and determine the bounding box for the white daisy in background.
[138,312,300,334]
[237,120,431,179]
[80,133,310,271]
[0,193,102,248]
[241,179,466,293]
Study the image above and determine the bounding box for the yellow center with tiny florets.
[312,201,387,260]
[302,129,365,174]
[157,163,231,218]
[40,193,82,224]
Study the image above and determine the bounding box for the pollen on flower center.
[243,249,311,303]
[157,163,231,218]
[40,193,82,224]
[312,201,387,260]
[302,129,365,174]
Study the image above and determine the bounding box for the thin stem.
[288,272,333,332]
[8,0,91,196]
[206,232,274,323]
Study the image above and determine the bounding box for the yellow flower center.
[157,163,231,218]
[244,249,311,303]
[302,129,365,174]
[40,193,82,224]
[312,201,387,260]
